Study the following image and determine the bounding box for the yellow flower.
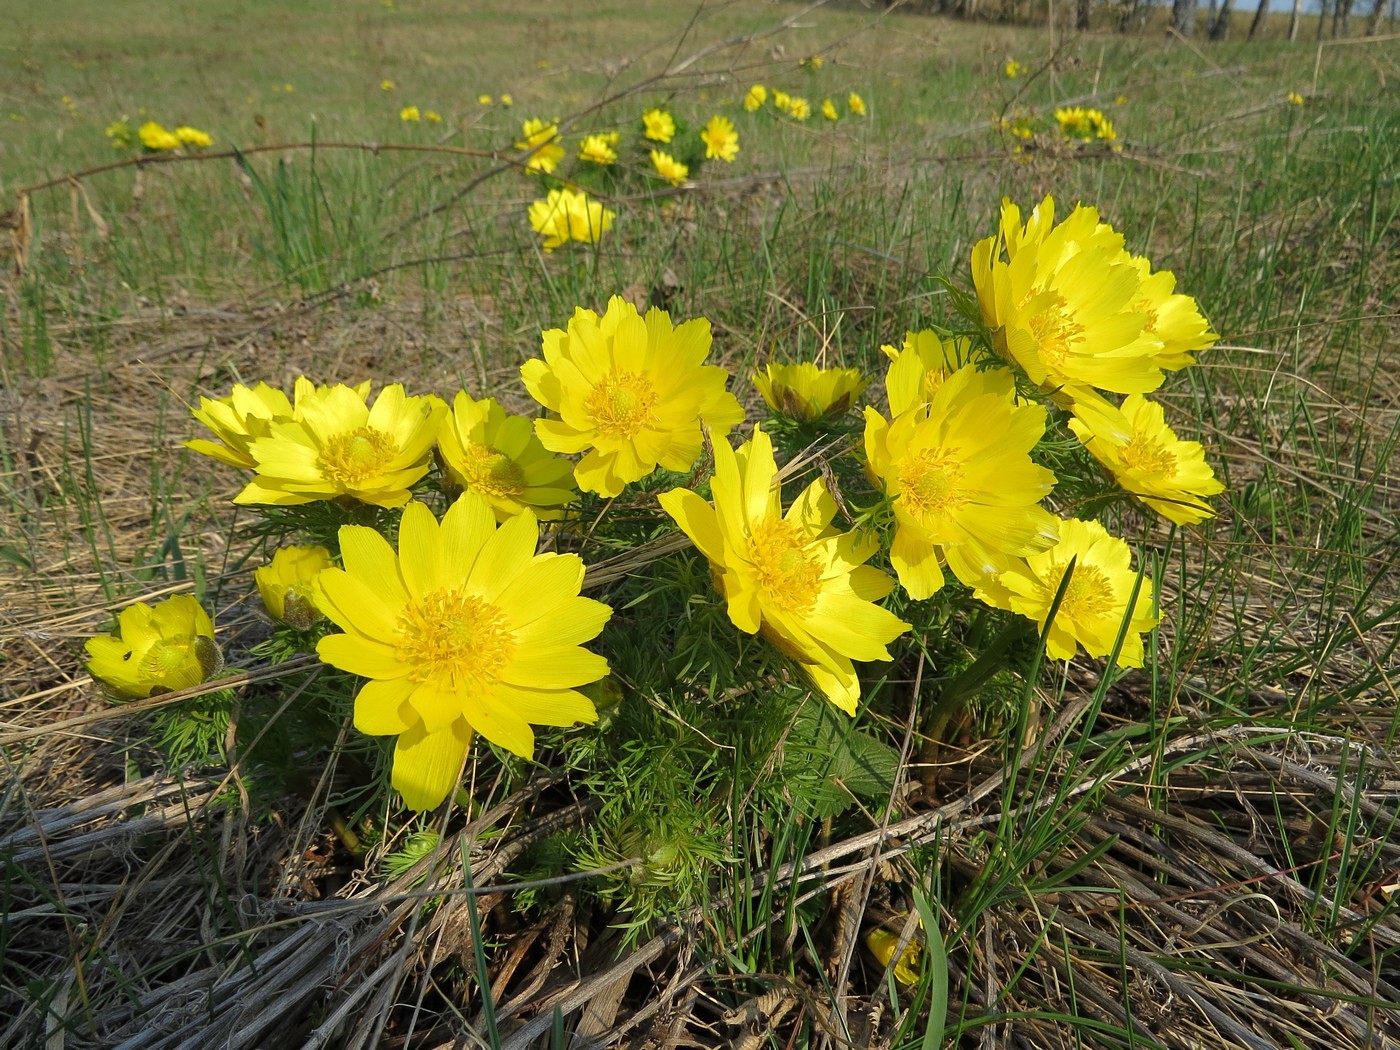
[578,132,618,165]
[527,188,616,251]
[743,84,768,111]
[381,79,396,91]
[400,105,421,122]
[437,391,578,522]
[847,91,867,116]
[425,110,442,123]
[105,119,133,149]
[660,424,909,714]
[314,494,611,810]
[772,90,792,113]
[800,54,824,69]
[701,114,739,162]
[996,518,1158,667]
[138,121,180,151]
[1004,59,1028,78]
[864,364,1059,600]
[1055,106,1116,142]
[970,195,1163,395]
[521,296,744,498]
[514,118,565,173]
[235,379,446,507]
[500,93,514,106]
[187,381,296,469]
[1114,94,1128,105]
[86,595,223,699]
[478,93,493,105]
[649,148,689,186]
[753,362,868,423]
[787,96,812,121]
[1125,256,1218,372]
[866,924,923,986]
[641,107,676,143]
[1067,394,1224,525]
[821,98,839,121]
[879,329,975,417]
[256,545,334,630]
[173,125,213,148]
[1287,91,1304,106]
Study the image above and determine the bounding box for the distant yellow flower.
[314,494,611,810]
[772,90,792,113]
[1004,59,1028,78]
[578,132,618,165]
[400,105,421,122]
[173,125,213,148]
[500,93,514,106]
[478,94,493,105]
[1287,91,1304,106]
[256,545,333,630]
[105,118,133,150]
[787,96,812,121]
[1068,394,1224,525]
[649,148,689,186]
[800,54,824,69]
[86,595,223,699]
[1114,94,1128,105]
[527,188,615,251]
[753,362,868,423]
[1055,106,1116,142]
[641,107,676,143]
[425,110,442,123]
[821,98,839,121]
[281,83,295,93]
[381,80,396,91]
[743,84,768,111]
[187,381,296,469]
[970,195,1163,395]
[514,118,565,173]
[138,121,180,151]
[660,424,910,714]
[996,518,1158,667]
[522,296,744,498]
[437,391,578,522]
[847,91,867,116]
[864,364,1059,600]
[701,114,739,161]
[235,380,446,508]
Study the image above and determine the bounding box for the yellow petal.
[392,720,473,810]
[397,501,443,600]
[317,632,407,680]
[503,645,610,690]
[353,677,417,735]
[338,525,408,608]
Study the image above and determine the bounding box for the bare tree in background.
[1317,0,1332,39]
[1210,0,1234,37]
[1077,0,1092,29]
[1248,0,1270,37]
[1289,0,1303,38]
[1333,0,1355,33]
[1365,0,1388,33]
[1172,0,1197,35]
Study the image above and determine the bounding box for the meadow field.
[2,1,1398,1047]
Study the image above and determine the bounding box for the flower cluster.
[84,193,1219,824]
[745,84,867,121]
[1054,106,1117,143]
[105,119,214,151]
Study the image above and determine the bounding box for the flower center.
[1026,291,1084,369]
[585,371,659,441]
[1121,434,1177,477]
[747,519,821,616]
[139,639,194,679]
[457,443,527,499]
[1049,561,1115,622]
[320,426,401,486]
[396,588,515,691]
[897,447,967,523]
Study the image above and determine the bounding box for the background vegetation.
[2,1,1397,1047]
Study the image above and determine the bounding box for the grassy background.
[2,1,1398,1047]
